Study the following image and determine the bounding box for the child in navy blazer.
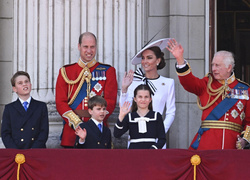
[75,96,112,149]
[1,71,49,149]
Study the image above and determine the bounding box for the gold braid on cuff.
[243,125,250,143]
[63,110,82,130]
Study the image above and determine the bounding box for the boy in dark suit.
[75,96,111,149]
[1,71,49,149]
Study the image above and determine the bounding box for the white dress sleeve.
[163,79,176,133]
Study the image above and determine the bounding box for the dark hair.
[11,71,30,87]
[78,32,97,45]
[88,96,107,110]
[131,84,153,112]
[146,46,166,70]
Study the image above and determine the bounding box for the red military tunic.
[176,63,250,150]
[56,59,117,147]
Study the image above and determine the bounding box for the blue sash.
[69,64,110,110]
[191,82,247,149]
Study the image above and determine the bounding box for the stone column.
[0,0,14,134]
[11,0,145,148]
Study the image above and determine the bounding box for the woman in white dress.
[120,41,176,148]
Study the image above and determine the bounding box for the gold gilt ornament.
[15,154,25,180]
[190,154,201,180]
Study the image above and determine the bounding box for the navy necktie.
[98,123,102,132]
[23,101,28,111]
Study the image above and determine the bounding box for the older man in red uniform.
[167,39,250,150]
[56,32,117,147]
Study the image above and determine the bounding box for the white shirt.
[91,118,103,132]
[176,60,187,69]
[19,96,31,108]
[120,76,176,133]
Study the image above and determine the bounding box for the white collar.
[19,96,31,104]
[91,118,103,126]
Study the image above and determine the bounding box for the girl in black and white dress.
[114,84,166,149]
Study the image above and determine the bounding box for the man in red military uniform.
[167,39,250,150]
[56,32,117,147]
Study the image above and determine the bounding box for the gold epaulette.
[98,62,111,67]
[237,79,250,87]
[62,110,82,130]
[243,125,250,143]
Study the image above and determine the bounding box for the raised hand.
[118,101,131,122]
[166,38,185,65]
[122,70,134,93]
[75,126,87,142]
[236,135,247,149]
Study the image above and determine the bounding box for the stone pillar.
[11,0,145,148]
[168,0,206,149]
[0,0,14,133]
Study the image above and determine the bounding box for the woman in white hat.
[120,39,176,148]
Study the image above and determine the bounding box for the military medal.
[237,101,243,111]
[103,71,106,80]
[95,71,99,81]
[94,83,102,92]
[92,72,96,81]
[235,89,239,99]
[230,88,249,100]
[230,89,235,99]
[99,71,103,80]
[240,112,245,121]
[89,91,96,98]
[242,90,249,100]
[231,109,239,119]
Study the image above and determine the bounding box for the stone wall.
[0,0,208,150]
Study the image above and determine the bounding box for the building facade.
[1,0,249,149]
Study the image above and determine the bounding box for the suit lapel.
[13,99,26,115]
[13,98,36,127]
[27,98,36,115]
[102,126,108,137]
[88,119,102,136]
[13,99,27,128]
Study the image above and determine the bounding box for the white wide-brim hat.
[131,38,171,65]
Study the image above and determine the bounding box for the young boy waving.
[75,96,112,149]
